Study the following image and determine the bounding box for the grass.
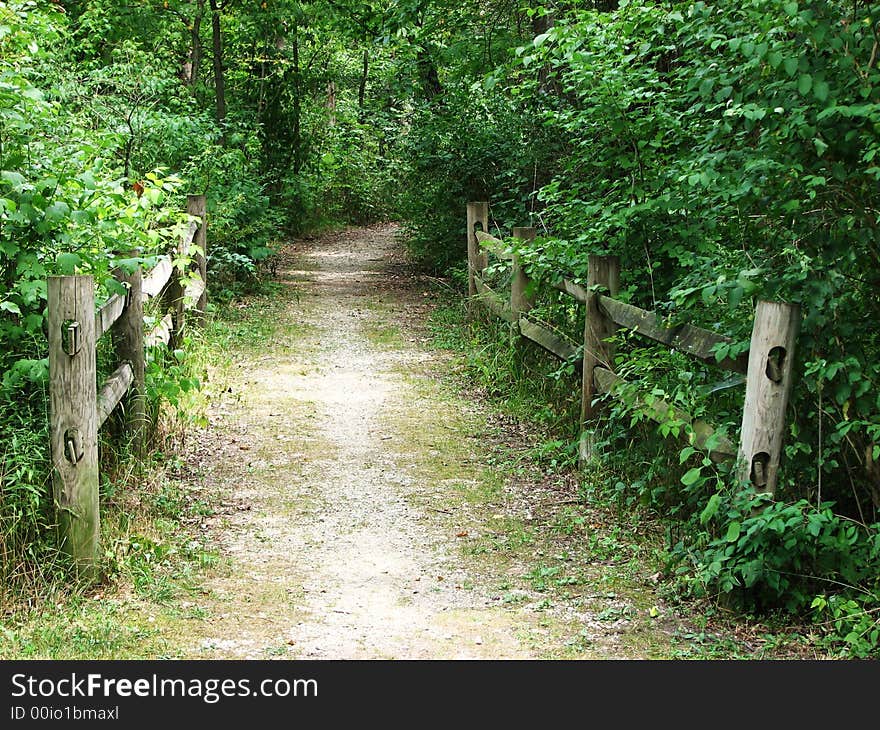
[0,600,165,659]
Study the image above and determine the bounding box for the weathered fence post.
[48,275,99,571]
[113,261,145,453]
[737,300,800,494]
[466,201,489,298]
[510,227,535,320]
[510,226,536,355]
[187,193,208,319]
[165,230,187,352]
[579,255,620,464]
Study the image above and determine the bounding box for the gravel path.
[177,224,561,659]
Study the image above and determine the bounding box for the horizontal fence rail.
[48,194,208,571]
[465,201,799,496]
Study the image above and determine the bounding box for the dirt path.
[161,224,676,659]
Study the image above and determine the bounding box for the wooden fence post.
[165,228,187,352]
[467,201,489,298]
[48,275,99,572]
[113,262,146,453]
[187,193,208,319]
[737,300,800,494]
[579,255,620,464]
[510,227,535,320]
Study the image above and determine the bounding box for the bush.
[669,491,880,656]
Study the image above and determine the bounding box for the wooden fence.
[466,201,800,495]
[48,194,208,571]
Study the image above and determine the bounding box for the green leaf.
[700,493,722,524]
[783,57,798,77]
[681,467,703,486]
[798,74,813,95]
[44,201,70,222]
[813,80,829,102]
[725,521,742,542]
[56,252,81,275]
[784,2,799,15]
[0,300,21,315]
[1,170,26,189]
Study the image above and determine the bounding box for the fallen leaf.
[456,531,468,538]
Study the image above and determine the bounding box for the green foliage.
[394,0,880,648]
[668,491,880,656]
[395,79,554,271]
[0,1,207,596]
[505,1,880,519]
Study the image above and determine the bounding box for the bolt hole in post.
[765,346,786,383]
[750,451,771,488]
[64,428,83,464]
[62,320,80,356]
[466,201,489,299]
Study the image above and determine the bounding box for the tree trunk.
[326,81,337,126]
[209,0,226,132]
[358,48,369,117]
[292,20,302,174]
[533,11,554,94]
[186,1,204,90]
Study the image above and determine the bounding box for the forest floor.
[2,224,820,659]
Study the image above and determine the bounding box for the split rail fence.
[466,201,800,496]
[48,194,208,571]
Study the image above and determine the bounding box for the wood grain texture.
[581,256,619,424]
[579,256,619,464]
[181,218,199,253]
[510,227,535,320]
[466,201,489,298]
[187,194,207,317]
[597,295,748,373]
[475,230,515,261]
[96,362,134,428]
[473,273,516,323]
[165,229,187,352]
[112,262,145,450]
[552,278,588,303]
[94,293,126,340]
[48,275,99,571]
[183,274,206,310]
[146,313,173,348]
[142,256,172,299]
[737,300,800,494]
[519,316,579,362]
